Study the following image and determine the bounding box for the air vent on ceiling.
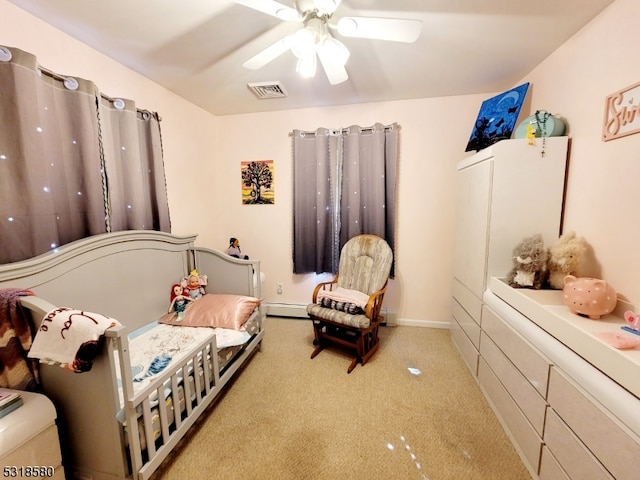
[248,81,288,99]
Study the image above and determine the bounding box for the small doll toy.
[181,269,207,301]
[227,237,249,260]
[168,284,192,320]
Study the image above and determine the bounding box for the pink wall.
[521,0,640,304]
[1,0,638,323]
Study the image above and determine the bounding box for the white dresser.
[0,389,64,480]
[483,278,640,479]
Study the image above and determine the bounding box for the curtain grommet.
[0,46,12,62]
[64,77,79,90]
[113,99,126,110]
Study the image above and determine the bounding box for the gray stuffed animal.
[506,234,548,289]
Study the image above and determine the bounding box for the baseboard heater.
[265,302,397,326]
[265,302,309,318]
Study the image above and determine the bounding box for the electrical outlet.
[277,283,283,294]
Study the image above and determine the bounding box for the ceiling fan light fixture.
[321,36,349,66]
[291,27,317,58]
[237,0,423,86]
[296,51,317,78]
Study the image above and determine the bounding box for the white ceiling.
[7,0,614,116]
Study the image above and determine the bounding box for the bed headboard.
[193,246,259,297]
[0,231,197,331]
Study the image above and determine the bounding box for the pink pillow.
[159,294,260,330]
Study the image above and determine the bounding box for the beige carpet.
[152,317,531,480]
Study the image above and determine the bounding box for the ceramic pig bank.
[562,275,617,319]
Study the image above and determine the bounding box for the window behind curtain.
[292,123,398,275]
[0,46,170,264]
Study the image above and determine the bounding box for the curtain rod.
[38,65,112,101]
[38,64,157,116]
[288,123,399,137]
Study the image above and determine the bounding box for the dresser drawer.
[478,358,542,473]
[481,305,550,397]
[451,297,480,348]
[450,317,479,376]
[548,367,640,480]
[479,331,546,435]
[539,446,570,480]
[544,408,612,480]
[452,278,482,323]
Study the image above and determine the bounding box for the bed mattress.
[117,317,254,397]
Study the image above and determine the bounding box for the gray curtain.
[293,123,398,274]
[0,47,106,263]
[292,128,340,274]
[0,46,170,264]
[99,97,170,232]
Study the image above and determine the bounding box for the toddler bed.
[0,231,265,480]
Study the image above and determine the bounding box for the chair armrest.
[311,279,338,303]
[364,281,389,319]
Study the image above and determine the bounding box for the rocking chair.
[307,234,393,373]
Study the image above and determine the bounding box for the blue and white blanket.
[116,322,250,407]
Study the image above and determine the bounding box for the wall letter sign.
[603,80,640,141]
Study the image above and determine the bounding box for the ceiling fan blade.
[235,0,302,21]
[336,17,422,43]
[243,35,293,70]
[317,47,348,85]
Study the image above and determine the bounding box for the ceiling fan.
[235,0,422,85]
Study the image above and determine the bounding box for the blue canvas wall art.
[465,82,530,152]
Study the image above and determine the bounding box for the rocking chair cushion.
[318,296,364,315]
[306,303,370,329]
[316,286,369,308]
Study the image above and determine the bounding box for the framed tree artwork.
[241,160,274,204]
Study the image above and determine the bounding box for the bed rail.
[123,332,222,479]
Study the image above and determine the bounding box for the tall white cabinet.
[450,136,569,376]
